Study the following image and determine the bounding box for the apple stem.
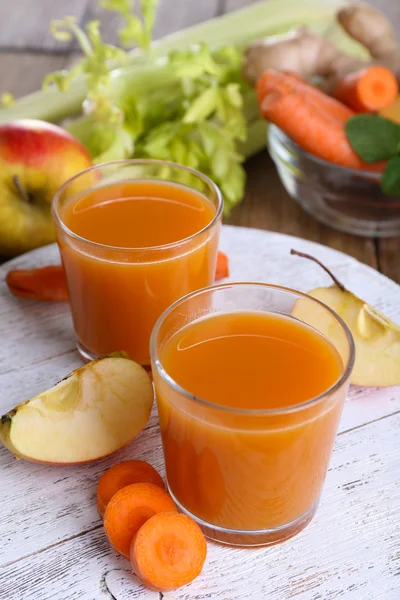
[12,175,32,204]
[290,249,347,292]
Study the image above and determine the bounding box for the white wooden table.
[0,226,399,600]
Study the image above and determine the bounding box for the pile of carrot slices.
[97,460,207,592]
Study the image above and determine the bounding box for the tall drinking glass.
[150,283,355,546]
[52,160,223,365]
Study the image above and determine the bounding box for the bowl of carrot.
[267,124,400,238]
[259,69,400,238]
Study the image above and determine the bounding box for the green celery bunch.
[0,0,357,212]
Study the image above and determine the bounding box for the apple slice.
[0,354,154,464]
[291,250,400,388]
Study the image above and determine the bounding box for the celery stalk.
[0,0,346,124]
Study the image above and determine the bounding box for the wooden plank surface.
[0,226,399,599]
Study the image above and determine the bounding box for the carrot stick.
[6,251,229,302]
[257,69,354,123]
[260,85,384,171]
[333,66,399,113]
[97,461,165,519]
[6,266,68,301]
[131,512,207,592]
[215,251,229,281]
[104,482,177,558]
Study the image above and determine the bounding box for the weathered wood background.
[0,0,399,281]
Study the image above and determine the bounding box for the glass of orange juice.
[52,160,223,365]
[150,283,355,546]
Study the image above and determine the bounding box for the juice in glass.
[53,161,222,364]
[151,283,355,546]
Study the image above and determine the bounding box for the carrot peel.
[130,512,207,592]
[215,251,229,281]
[6,266,68,302]
[97,460,165,519]
[104,482,177,558]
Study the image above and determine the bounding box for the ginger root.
[243,2,400,92]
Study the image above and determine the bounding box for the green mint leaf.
[346,114,400,163]
[381,156,400,195]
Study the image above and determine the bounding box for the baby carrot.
[6,265,68,301]
[97,460,165,519]
[104,482,177,558]
[333,66,399,113]
[260,86,383,171]
[215,251,229,281]
[131,512,207,592]
[257,69,354,123]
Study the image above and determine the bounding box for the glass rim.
[52,159,223,253]
[150,281,356,416]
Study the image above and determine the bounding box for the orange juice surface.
[155,311,346,532]
[60,180,219,364]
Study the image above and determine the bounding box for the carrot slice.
[6,265,68,301]
[104,482,177,558]
[215,251,229,281]
[6,252,230,302]
[257,69,354,123]
[131,512,207,592]
[97,461,165,519]
[334,66,399,113]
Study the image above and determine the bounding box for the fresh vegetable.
[346,114,400,194]
[333,66,398,112]
[215,251,229,280]
[6,250,230,302]
[291,250,400,387]
[0,0,361,213]
[104,482,177,558]
[257,70,380,170]
[6,266,69,301]
[257,70,354,123]
[0,119,92,257]
[131,512,207,592]
[0,353,153,463]
[97,460,165,518]
[244,3,400,94]
[379,95,400,124]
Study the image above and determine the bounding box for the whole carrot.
[260,84,384,171]
[6,265,68,301]
[257,69,354,124]
[333,66,399,113]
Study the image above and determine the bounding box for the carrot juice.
[53,161,222,364]
[151,284,354,545]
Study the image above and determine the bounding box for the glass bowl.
[268,124,400,237]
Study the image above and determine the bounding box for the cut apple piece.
[291,250,400,388]
[0,354,154,464]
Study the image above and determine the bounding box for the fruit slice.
[97,460,165,518]
[291,250,400,387]
[0,353,154,463]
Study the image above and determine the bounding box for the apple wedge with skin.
[0,354,154,464]
[291,250,400,388]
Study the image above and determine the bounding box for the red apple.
[0,119,92,256]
